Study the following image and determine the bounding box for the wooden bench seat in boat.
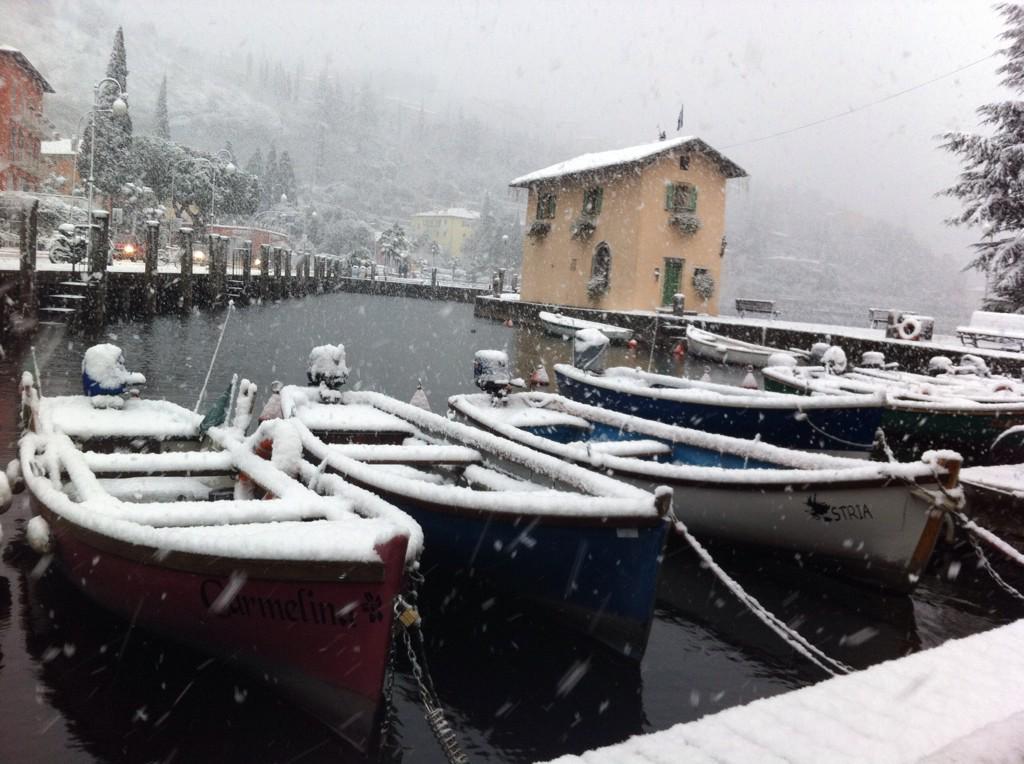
[488,407,592,431]
[568,439,672,459]
[326,443,483,465]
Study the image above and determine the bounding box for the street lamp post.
[84,77,128,267]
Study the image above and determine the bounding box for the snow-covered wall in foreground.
[543,619,1024,764]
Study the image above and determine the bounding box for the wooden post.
[242,240,252,282]
[18,198,38,321]
[206,233,217,304]
[259,243,270,301]
[180,227,194,312]
[431,267,437,287]
[89,210,109,326]
[144,219,159,315]
[217,235,228,301]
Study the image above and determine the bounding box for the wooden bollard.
[88,209,109,325]
[258,243,270,301]
[144,219,159,315]
[242,240,252,283]
[18,198,38,322]
[179,227,194,312]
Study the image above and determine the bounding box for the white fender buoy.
[0,471,11,513]
[5,459,24,494]
[700,365,711,383]
[410,383,431,412]
[529,364,550,387]
[27,515,52,555]
[741,365,758,390]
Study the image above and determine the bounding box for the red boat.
[19,373,421,753]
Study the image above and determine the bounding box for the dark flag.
[676,104,685,131]
[199,384,233,434]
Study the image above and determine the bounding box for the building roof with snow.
[412,208,480,220]
[41,138,77,156]
[509,135,746,187]
[0,45,55,94]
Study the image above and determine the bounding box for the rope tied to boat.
[796,410,878,451]
[877,430,1024,599]
[668,508,854,677]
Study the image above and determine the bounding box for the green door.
[661,258,683,305]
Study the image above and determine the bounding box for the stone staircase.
[38,279,92,327]
[226,277,247,304]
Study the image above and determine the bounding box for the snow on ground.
[542,618,1024,764]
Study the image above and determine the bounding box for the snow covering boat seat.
[326,443,483,465]
[487,406,591,431]
[568,439,671,459]
[81,450,235,476]
[41,396,202,442]
[292,403,418,443]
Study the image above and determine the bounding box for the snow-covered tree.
[245,148,264,179]
[378,222,409,270]
[941,3,1024,311]
[278,150,297,201]
[78,26,134,197]
[154,75,170,140]
[263,144,280,207]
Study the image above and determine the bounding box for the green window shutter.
[689,186,698,212]
[594,187,603,214]
[665,183,675,211]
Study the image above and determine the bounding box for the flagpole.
[194,300,235,413]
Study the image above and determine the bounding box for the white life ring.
[898,316,923,341]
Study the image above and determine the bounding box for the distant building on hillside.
[40,137,79,194]
[410,208,480,262]
[510,136,746,314]
[0,45,55,192]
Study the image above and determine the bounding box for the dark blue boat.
[283,378,671,661]
[555,363,884,454]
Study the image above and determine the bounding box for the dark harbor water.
[1,292,1022,764]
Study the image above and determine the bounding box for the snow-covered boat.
[684,324,802,368]
[553,333,884,455]
[762,361,1024,465]
[17,347,421,752]
[273,344,671,660]
[449,390,962,592]
[538,310,633,342]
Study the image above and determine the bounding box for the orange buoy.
[672,341,686,358]
[627,339,638,350]
[504,318,514,328]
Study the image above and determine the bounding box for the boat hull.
[763,371,1024,464]
[556,369,882,452]
[539,312,633,343]
[379,495,668,660]
[685,327,795,368]
[33,496,407,753]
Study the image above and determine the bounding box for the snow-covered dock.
[542,619,1024,763]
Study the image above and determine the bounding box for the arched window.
[588,242,612,298]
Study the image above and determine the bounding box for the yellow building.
[510,136,746,314]
[409,208,480,261]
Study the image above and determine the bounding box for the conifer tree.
[278,150,296,200]
[78,26,134,196]
[942,3,1024,310]
[154,75,170,140]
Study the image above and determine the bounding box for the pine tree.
[264,144,280,205]
[941,3,1024,311]
[154,75,170,140]
[78,26,134,196]
[278,150,296,201]
[245,148,264,179]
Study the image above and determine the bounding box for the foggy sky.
[94,0,1014,258]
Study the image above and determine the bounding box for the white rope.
[193,300,234,413]
[670,511,853,676]
[958,519,1024,602]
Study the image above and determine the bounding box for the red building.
[0,45,55,192]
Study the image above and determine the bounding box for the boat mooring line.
[193,300,235,414]
[799,413,877,450]
[669,511,853,677]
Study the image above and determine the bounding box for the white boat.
[538,310,633,342]
[449,390,962,592]
[685,324,802,368]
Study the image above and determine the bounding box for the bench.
[868,308,917,330]
[956,311,1024,351]
[735,298,779,318]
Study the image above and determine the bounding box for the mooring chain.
[959,521,1024,603]
[391,576,469,764]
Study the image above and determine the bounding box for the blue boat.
[555,363,885,454]
[274,346,671,660]
[450,390,962,592]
